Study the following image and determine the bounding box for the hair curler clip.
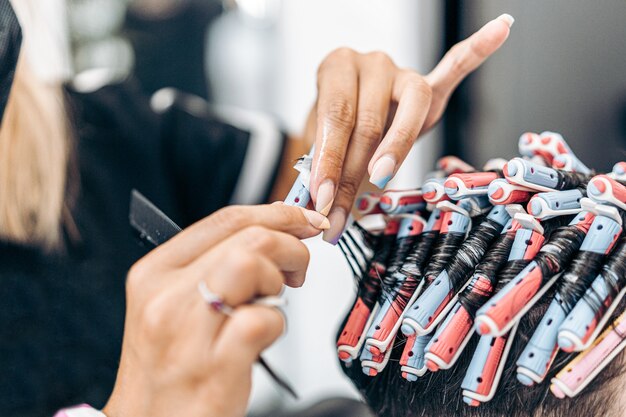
[587,175,626,212]
[518,131,574,166]
[400,334,433,381]
[424,301,479,372]
[517,132,542,158]
[482,158,508,172]
[557,236,626,352]
[437,155,476,175]
[461,322,520,407]
[488,179,535,205]
[403,206,511,336]
[527,189,584,220]
[550,311,626,399]
[608,162,626,181]
[517,210,623,385]
[285,146,315,207]
[379,189,426,215]
[364,215,428,355]
[552,154,592,175]
[360,335,396,376]
[504,157,563,192]
[444,172,501,199]
[336,219,401,362]
[355,192,384,216]
[423,178,450,204]
[474,210,593,337]
[580,197,623,227]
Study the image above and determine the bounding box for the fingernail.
[369,155,396,189]
[323,208,347,244]
[301,208,330,230]
[498,13,515,27]
[316,179,335,216]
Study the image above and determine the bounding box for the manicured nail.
[301,208,330,230]
[316,179,335,216]
[369,155,396,189]
[498,13,515,27]
[323,208,347,244]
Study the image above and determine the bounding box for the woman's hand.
[307,14,514,243]
[103,204,328,417]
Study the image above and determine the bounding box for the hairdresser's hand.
[103,204,328,417]
[307,14,514,243]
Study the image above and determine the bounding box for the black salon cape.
[0,78,284,416]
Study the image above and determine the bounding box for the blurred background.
[44,0,626,414]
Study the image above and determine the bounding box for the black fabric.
[0,77,253,416]
[0,0,21,123]
[124,0,222,99]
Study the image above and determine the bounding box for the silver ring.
[197,281,288,316]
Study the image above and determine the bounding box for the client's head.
[339,297,626,417]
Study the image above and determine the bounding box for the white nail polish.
[499,13,515,27]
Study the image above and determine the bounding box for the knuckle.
[126,261,152,294]
[318,47,354,75]
[229,249,260,277]
[318,146,345,173]
[328,46,355,61]
[337,176,361,201]
[140,293,175,341]
[395,124,418,144]
[449,44,469,77]
[325,99,356,129]
[406,72,433,101]
[366,50,394,67]
[239,310,283,343]
[243,225,275,252]
[354,110,385,142]
[210,205,247,230]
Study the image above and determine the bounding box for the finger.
[191,226,311,289]
[366,70,432,187]
[145,205,327,268]
[322,52,395,244]
[423,13,513,130]
[310,48,359,216]
[212,305,285,391]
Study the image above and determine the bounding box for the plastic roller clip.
[504,157,563,192]
[488,179,535,205]
[609,162,626,181]
[518,132,542,158]
[483,158,508,172]
[355,192,384,216]
[360,335,396,376]
[528,131,574,165]
[403,206,511,336]
[558,268,626,353]
[423,178,450,204]
[527,189,584,220]
[365,215,427,355]
[401,201,475,337]
[516,213,622,385]
[462,323,520,407]
[285,147,315,207]
[379,189,426,215]
[444,172,501,199]
[425,217,521,372]
[550,312,626,399]
[552,154,591,175]
[437,155,475,175]
[586,175,626,211]
[336,220,400,362]
[400,334,433,381]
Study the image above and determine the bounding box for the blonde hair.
[0,58,72,250]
